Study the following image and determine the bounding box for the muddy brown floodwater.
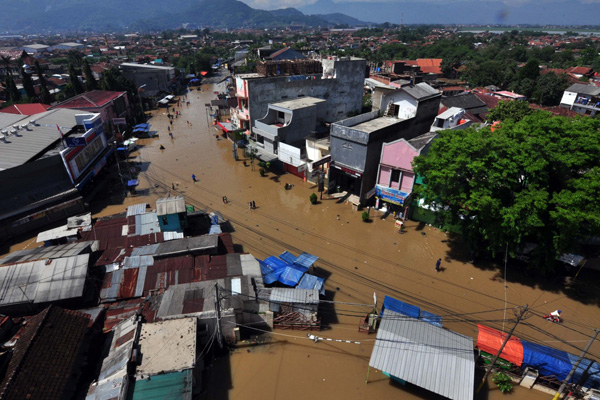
[3,79,599,400]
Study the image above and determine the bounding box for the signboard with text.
[375,185,410,206]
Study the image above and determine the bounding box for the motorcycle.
[542,314,562,323]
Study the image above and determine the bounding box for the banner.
[375,185,410,206]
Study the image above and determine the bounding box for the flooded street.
[4,78,599,400]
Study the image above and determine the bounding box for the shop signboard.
[66,137,87,148]
[375,185,410,206]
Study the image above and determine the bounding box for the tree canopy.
[413,112,600,272]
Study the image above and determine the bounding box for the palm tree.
[1,55,12,79]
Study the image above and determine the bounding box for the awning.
[216,121,242,133]
[476,324,524,366]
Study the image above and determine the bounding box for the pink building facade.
[375,132,437,217]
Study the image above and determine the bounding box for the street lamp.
[137,84,147,121]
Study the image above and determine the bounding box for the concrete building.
[231,57,366,136]
[374,132,437,217]
[51,90,130,126]
[119,63,181,97]
[21,43,49,53]
[560,83,600,116]
[431,107,471,131]
[0,109,111,240]
[50,42,85,51]
[253,96,328,175]
[329,83,441,205]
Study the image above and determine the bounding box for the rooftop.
[369,308,475,400]
[0,306,90,399]
[0,103,51,116]
[271,96,326,111]
[0,254,90,308]
[402,82,440,100]
[566,83,600,96]
[0,108,84,170]
[51,90,126,110]
[137,318,197,376]
[350,116,403,134]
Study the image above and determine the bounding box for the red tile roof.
[0,103,51,115]
[52,90,125,110]
[0,306,90,400]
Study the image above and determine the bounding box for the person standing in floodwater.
[435,258,442,272]
[192,174,197,183]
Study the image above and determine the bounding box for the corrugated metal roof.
[156,196,186,216]
[131,370,192,400]
[134,212,160,236]
[126,203,148,217]
[87,316,139,400]
[369,309,474,400]
[163,231,184,241]
[402,82,440,100]
[0,240,97,265]
[0,254,89,307]
[0,108,84,170]
[270,288,319,304]
[123,255,154,269]
[36,224,80,242]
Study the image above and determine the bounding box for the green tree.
[5,75,21,103]
[35,61,52,104]
[68,63,84,94]
[82,59,98,91]
[486,100,531,123]
[413,112,600,272]
[20,66,36,101]
[532,72,569,106]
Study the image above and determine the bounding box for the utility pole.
[214,283,223,348]
[476,304,529,393]
[553,328,599,400]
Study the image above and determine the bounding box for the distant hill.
[0,0,368,33]
[299,0,600,26]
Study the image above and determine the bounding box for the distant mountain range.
[0,0,367,33]
[299,0,600,27]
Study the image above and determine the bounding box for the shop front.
[329,162,362,196]
[375,184,411,219]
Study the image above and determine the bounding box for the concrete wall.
[247,58,366,129]
[121,67,175,96]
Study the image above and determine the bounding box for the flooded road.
[4,78,599,400]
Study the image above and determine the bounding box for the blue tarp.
[134,123,150,129]
[521,340,572,381]
[278,265,305,287]
[279,251,297,265]
[263,256,289,271]
[296,274,325,294]
[294,252,318,270]
[380,296,420,318]
[567,353,600,389]
[419,310,442,327]
[258,260,282,284]
[209,225,222,234]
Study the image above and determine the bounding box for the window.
[391,169,401,184]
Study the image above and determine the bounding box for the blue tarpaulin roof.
[419,310,442,327]
[294,252,318,270]
[296,274,325,294]
[567,353,600,389]
[259,260,282,284]
[134,123,150,129]
[380,296,420,318]
[279,251,297,264]
[278,265,305,287]
[263,256,289,271]
[521,340,572,381]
